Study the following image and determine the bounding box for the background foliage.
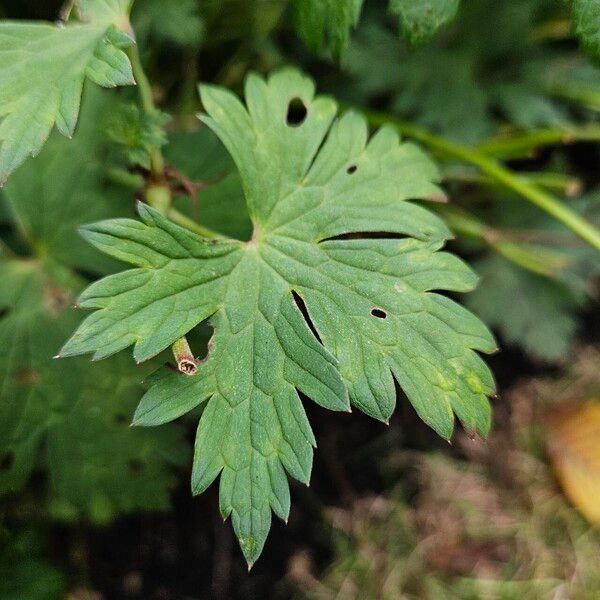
[0,0,598,597]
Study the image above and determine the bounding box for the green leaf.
[464,193,600,363]
[0,259,186,522]
[63,69,496,565]
[2,86,135,274]
[76,0,133,27]
[573,0,600,63]
[107,102,170,170]
[0,85,186,520]
[0,529,65,600]
[0,4,134,184]
[292,0,364,57]
[466,255,584,363]
[132,0,205,47]
[390,0,461,46]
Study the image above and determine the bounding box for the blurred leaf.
[0,86,186,521]
[292,0,363,58]
[573,0,600,63]
[0,529,65,600]
[466,254,584,362]
[492,83,570,130]
[0,4,134,183]
[0,258,186,522]
[339,1,600,143]
[390,0,461,46]
[547,402,600,524]
[131,0,204,47]
[107,102,170,170]
[61,69,496,565]
[2,87,134,275]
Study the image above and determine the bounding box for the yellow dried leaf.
[546,402,600,524]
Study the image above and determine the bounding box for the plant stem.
[438,205,573,277]
[126,39,217,370]
[172,337,198,376]
[477,125,600,158]
[529,18,571,42]
[126,43,165,179]
[443,166,582,196]
[546,83,600,111]
[167,207,226,240]
[58,0,75,22]
[363,109,600,251]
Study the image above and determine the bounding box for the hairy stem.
[363,109,600,251]
[126,43,165,180]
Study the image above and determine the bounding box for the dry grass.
[287,347,600,600]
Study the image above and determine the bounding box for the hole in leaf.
[320,231,411,242]
[347,165,357,174]
[0,451,15,471]
[292,291,322,344]
[128,459,144,475]
[286,97,307,127]
[0,307,10,319]
[371,308,387,319]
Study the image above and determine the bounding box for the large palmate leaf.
[62,69,496,564]
[0,0,134,184]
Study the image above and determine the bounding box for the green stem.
[529,18,571,42]
[126,43,165,179]
[106,166,146,190]
[126,40,214,369]
[59,0,75,22]
[363,109,600,251]
[172,337,198,376]
[477,125,600,158]
[167,207,226,240]
[546,83,600,111]
[443,166,582,196]
[437,205,571,277]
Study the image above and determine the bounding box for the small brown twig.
[165,165,226,220]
